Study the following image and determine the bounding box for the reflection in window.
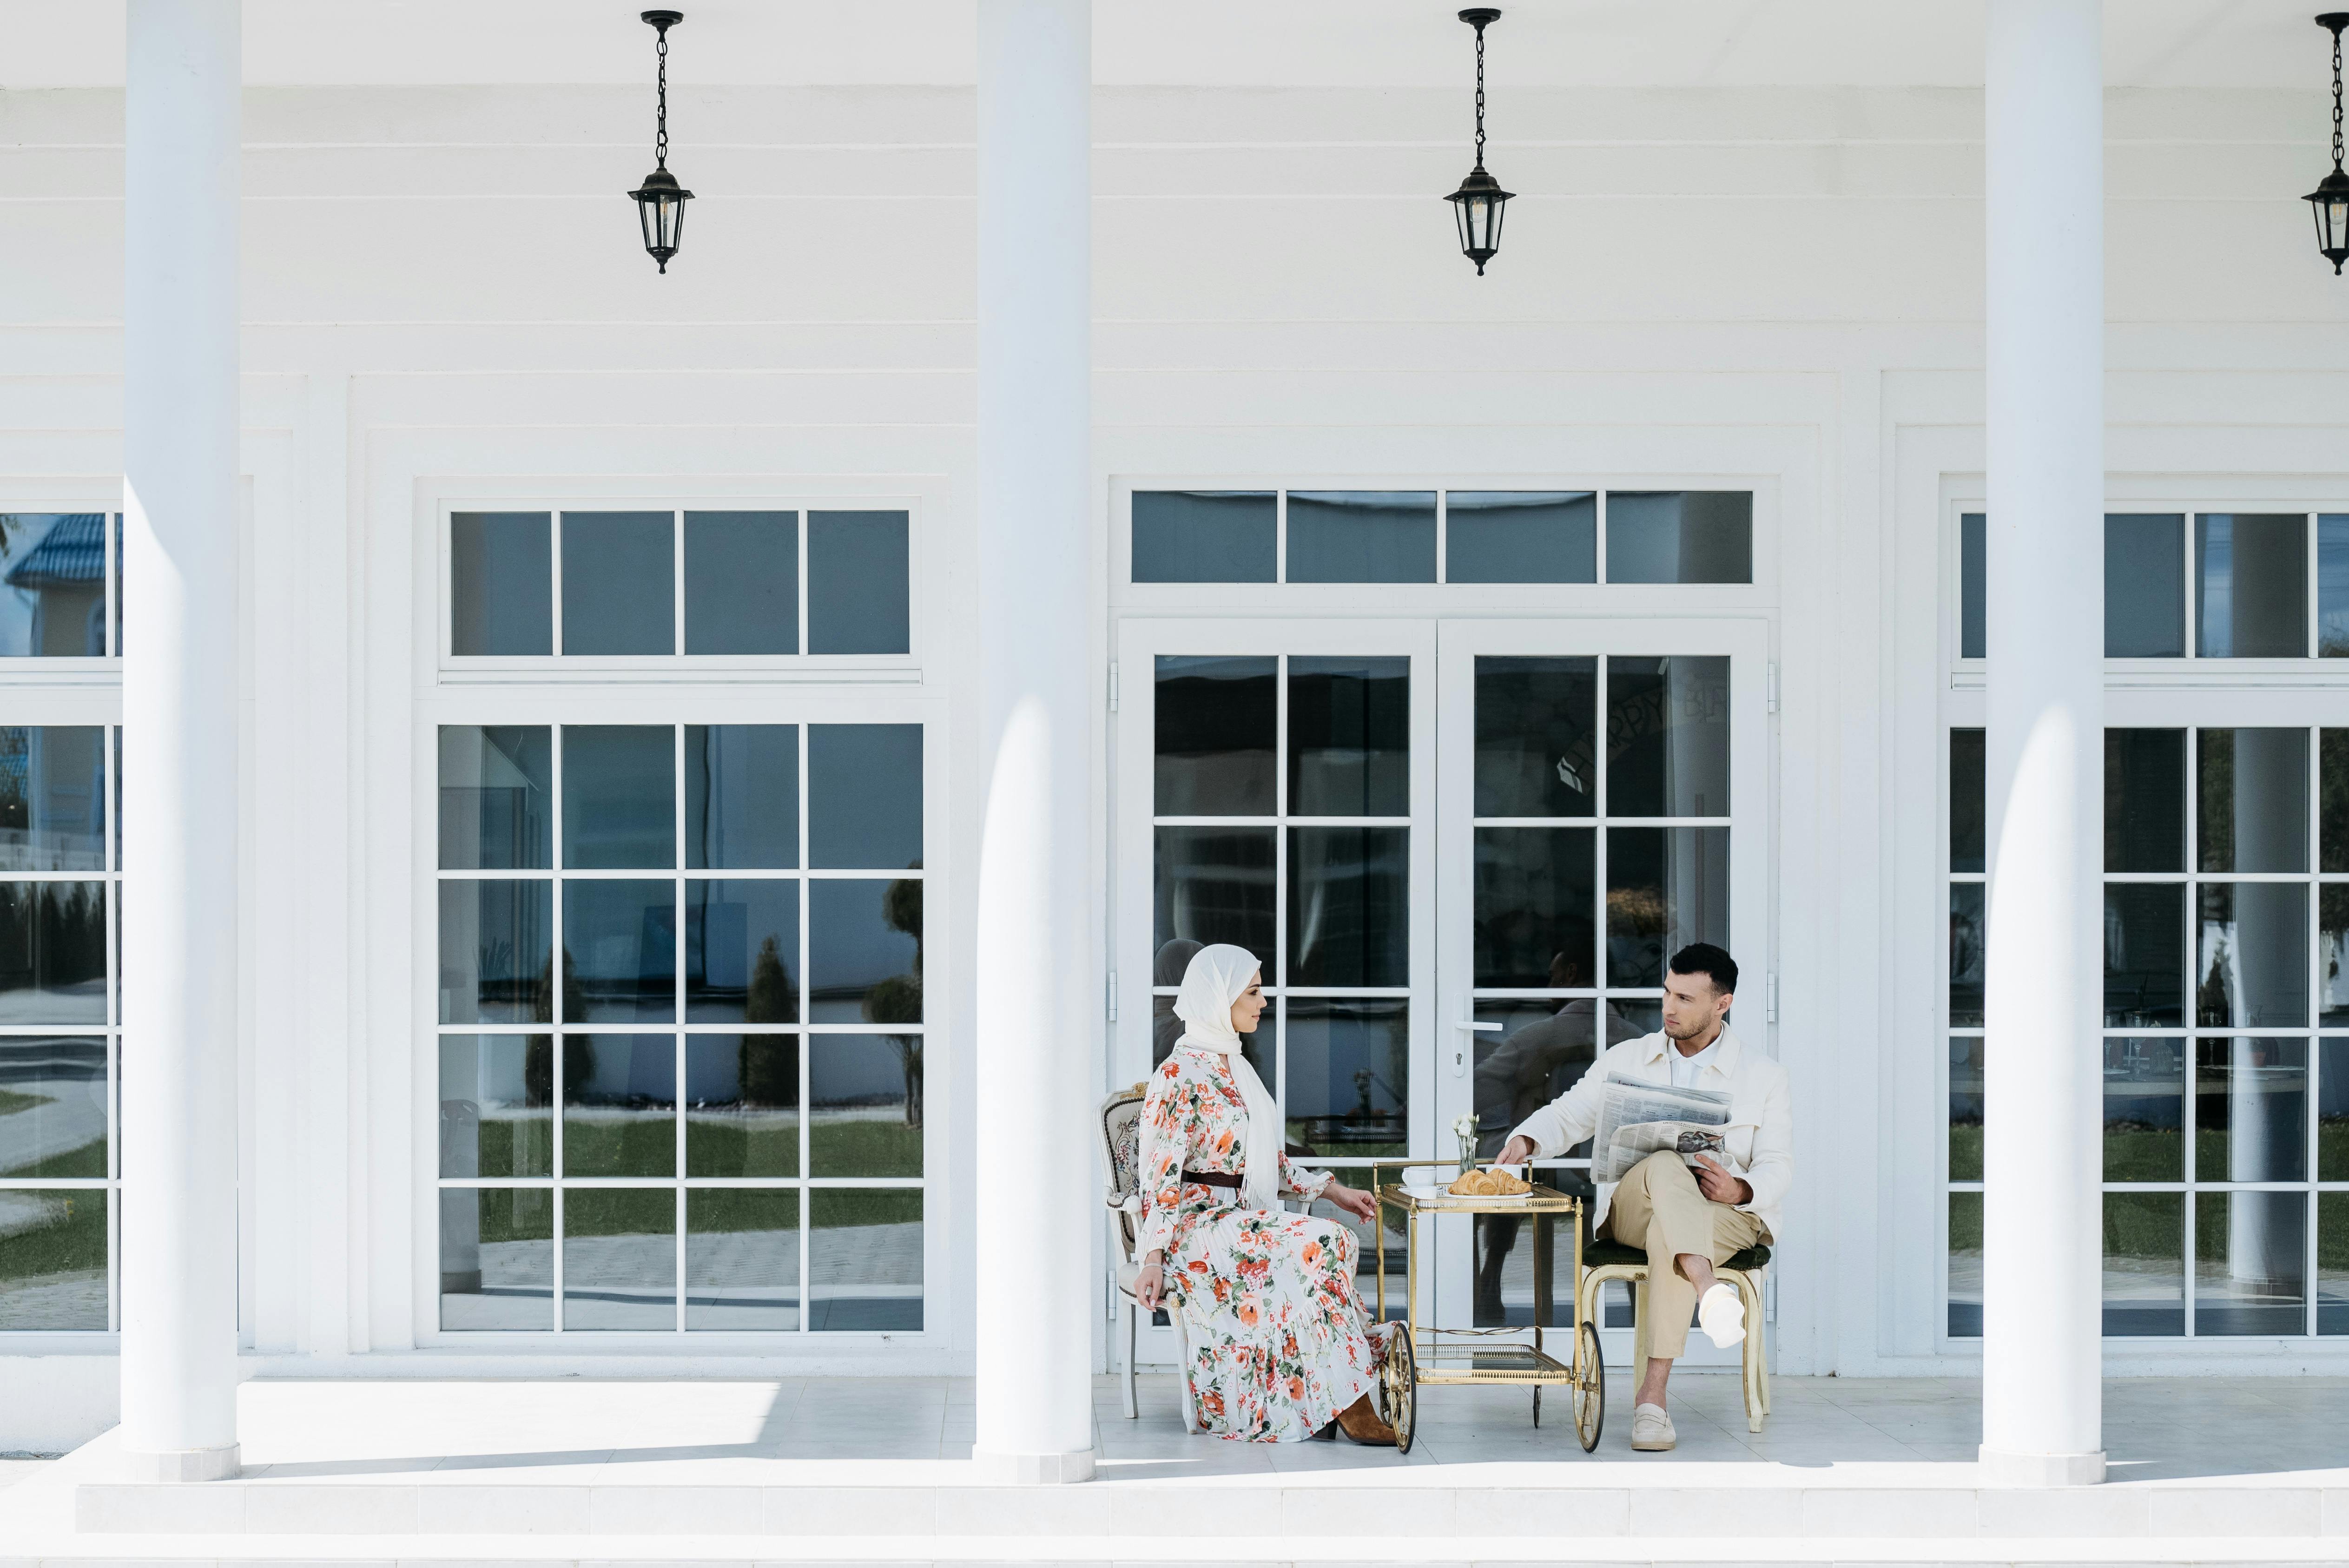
[806,877,922,1026]
[0,1187,105,1329]
[0,514,109,659]
[2197,729,2306,873]
[1949,1191,1982,1337]
[2197,514,2307,659]
[1153,826,1274,960]
[561,1035,677,1179]
[437,1034,551,1180]
[562,726,674,870]
[438,1187,552,1331]
[2197,1189,2305,1336]
[1947,1038,1983,1181]
[809,725,922,870]
[810,1034,921,1178]
[2321,1193,2349,1334]
[1606,492,1752,584]
[1131,491,1275,584]
[561,512,674,657]
[1949,885,1983,1028]
[2103,883,2185,1028]
[563,1187,676,1330]
[807,511,910,655]
[1155,657,1277,817]
[685,880,798,1024]
[686,1034,798,1178]
[1287,659,1408,817]
[1950,729,1985,873]
[686,725,797,871]
[438,880,551,1025]
[1605,827,1728,988]
[1959,513,1985,659]
[450,513,551,657]
[1474,658,1596,819]
[686,1188,798,1330]
[1605,657,1730,817]
[2195,883,2307,1028]
[1472,827,1594,989]
[0,883,108,1025]
[809,1187,921,1331]
[2195,1038,2307,1184]
[2104,514,2185,658]
[2321,515,2349,657]
[1474,1001,1634,1160]
[2105,1192,2184,1337]
[2103,1037,2183,1182]
[562,881,677,1023]
[1286,826,1407,987]
[1286,492,1437,584]
[438,726,551,872]
[2105,729,2185,873]
[1446,492,1595,584]
[683,511,797,656]
[1283,999,1407,1159]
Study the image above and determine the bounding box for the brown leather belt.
[1181,1169,1243,1190]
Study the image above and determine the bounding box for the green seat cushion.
[1584,1236,1771,1272]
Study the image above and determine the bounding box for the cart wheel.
[1381,1330,1417,1455]
[1573,1319,1605,1453]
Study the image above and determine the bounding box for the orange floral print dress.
[1136,1046,1386,1441]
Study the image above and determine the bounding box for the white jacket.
[1506,1025,1792,1245]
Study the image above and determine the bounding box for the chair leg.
[1123,1299,1140,1420]
[1733,1271,1766,1432]
[1174,1316,1200,1434]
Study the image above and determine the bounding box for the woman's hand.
[1321,1179,1377,1223]
[1135,1252,1167,1312]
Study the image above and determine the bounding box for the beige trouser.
[1602,1149,1768,1361]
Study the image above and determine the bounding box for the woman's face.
[1229,969,1267,1035]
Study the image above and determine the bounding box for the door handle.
[1451,1017,1501,1076]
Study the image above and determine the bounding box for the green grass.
[0,1087,53,1117]
[549,1113,921,1181]
[0,1189,106,1285]
[0,1132,106,1180]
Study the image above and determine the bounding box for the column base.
[1979,1445,2105,1487]
[119,1443,241,1483]
[971,1446,1096,1485]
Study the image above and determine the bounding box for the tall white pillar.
[119,0,242,1483]
[970,0,1097,1485]
[1980,0,2105,1488]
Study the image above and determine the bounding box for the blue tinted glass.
[807,512,909,655]
[562,726,673,870]
[809,725,922,870]
[686,724,796,870]
[2320,515,2349,657]
[686,878,800,1023]
[1287,658,1409,817]
[439,725,552,871]
[1287,492,1436,584]
[809,1035,921,1177]
[1445,493,1595,584]
[1606,492,1753,584]
[807,1187,920,1331]
[0,883,104,1023]
[684,511,796,655]
[451,512,552,656]
[2105,883,2185,1028]
[2105,514,2184,657]
[2197,514,2306,658]
[1132,492,1276,583]
[561,512,673,656]
[1155,656,1277,816]
[562,880,676,1023]
[561,1034,676,1179]
[1283,999,1408,1158]
[0,514,106,658]
[0,726,105,871]
[807,876,921,1025]
[437,880,552,1024]
[1287,826,1409,987]
[1960,513,1985,659]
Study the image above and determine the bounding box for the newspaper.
[1590,1073,1732,1184]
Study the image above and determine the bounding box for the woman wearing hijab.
[1132,943,1397,1444]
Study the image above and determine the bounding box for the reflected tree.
[864,867,923,1129]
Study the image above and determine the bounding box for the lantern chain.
[2334,22,2344,175]
[1473,20,1488,171]
[655,21,671,171]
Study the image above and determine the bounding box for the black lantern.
[2309,13,2349,273]
[628,9,693,273]
[1445,8,1513,275]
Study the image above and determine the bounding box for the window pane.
[1155,656,1276,817]
[2329,889,2349,1026]
[1154,826,1274,960]
[0,883,107,1024]
[2105,1192,2184,1336]
[1474,827,1596,989]
[1960,513,1985,659]
[437,1034,551,1179]
[561,512,673,656]
[2197,513,2307,659]
[1605,492,1753,585]
[0,1035,103,1180]
[806,877,922,1026]
[1606,657,1730,818]
[562,880,676,1023]
[1131,491,1275,584]
[686,1188,798,1331]
[562,726,674,870]
[2324,730,2349,872]
[809,725,922,871]
[438,726,551,871]
[2323,1038,2349,1180]
[1949,1037,1984,1181]
[0,727,103,872]
[1287,658,1408,818]
[686,879,799,1024]
[2104,883,2186,1028]
[2197,1189,2306,1336]
[2320,514,2349,657]
[1475,657,1596,819]
[1605,828,1729,989]
[683,511,796,656]
[2105,514,2185,658]
[563,1187,676,1330]
[2106,729,2186,873]
[0,513,106,658]
[437,880,551,1024]
[1473,1002,1634,1160]
[451,513,552,656]
[1445,492,1595,584]
[1948,1191,1981,1337]
[2104,1037,2184,1182]
[2196,1037,2308,1183]
[1287,826,1407,987]
[686,1034,798,1178]
[1283,998,1408,1159]
[809,1187,920,1331]
[2196,883,2308,1028]
[562,1034,676,1179]
[112,515,123,659]
[0,1187,104,1329]
[1949,883,1984,1028]
[810,1034,921,1177]
[2321,1193,2349,1334]
[1286,491,1437,584]
[685,724,797,870]
[1473,1209,1576,1329]
[1950,728,1985,874]
[806,511,910,655]
[439,1187,552,1331]
[2198,728,2307,873]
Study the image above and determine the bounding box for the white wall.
[0,74,2344,1444]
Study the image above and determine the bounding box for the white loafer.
[1630,1401,1676,1451]
[1698,1281,1747,1349]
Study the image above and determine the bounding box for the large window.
[435,721,925,1333]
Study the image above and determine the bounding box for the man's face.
[1660,969,1732,1042]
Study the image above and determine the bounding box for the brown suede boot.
[1333,1392,1397,1446]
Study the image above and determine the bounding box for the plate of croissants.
[1445,1166,1535,1201]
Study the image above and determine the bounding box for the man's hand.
[1693,1153,1752,1206]
[1498,1134,1537,1167]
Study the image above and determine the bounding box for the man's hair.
[1667,943,1738,997]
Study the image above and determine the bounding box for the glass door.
[1434,618,1768,1360]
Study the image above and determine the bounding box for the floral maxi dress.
[1135,1046,1386,1441]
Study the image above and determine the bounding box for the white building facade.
[0,0,2344,1486]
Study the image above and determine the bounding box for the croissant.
[1446,1166,1532,1196]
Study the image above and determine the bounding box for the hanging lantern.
[1445,8,1513,275]
[2309,14,2349,273]
[627,9,694,273]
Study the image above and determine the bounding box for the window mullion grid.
[1594,655,1611,1017]
[2183,513,2198,661]
[549,513,565,658]
[674,720,686,1333]
[2181,726,2197,1338]
[798,721,812,1331]
[673,512,686,658]
[551,724,567,1333]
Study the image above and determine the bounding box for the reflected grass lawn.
[0,1087,52,1117]
[0,1189,105,1287]
[0,1132,105,1179]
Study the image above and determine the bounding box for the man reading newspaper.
[1498,943,1791,1453]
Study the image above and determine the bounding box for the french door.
[1113,616,1767,1366]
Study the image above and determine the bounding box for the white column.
[1980,0,2105,1488]
[970,0,1097,1485]
[119,0,242,1483]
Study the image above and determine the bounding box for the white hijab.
[1147,943,1284,1213]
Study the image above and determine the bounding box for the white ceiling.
[0,0,2332,90]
